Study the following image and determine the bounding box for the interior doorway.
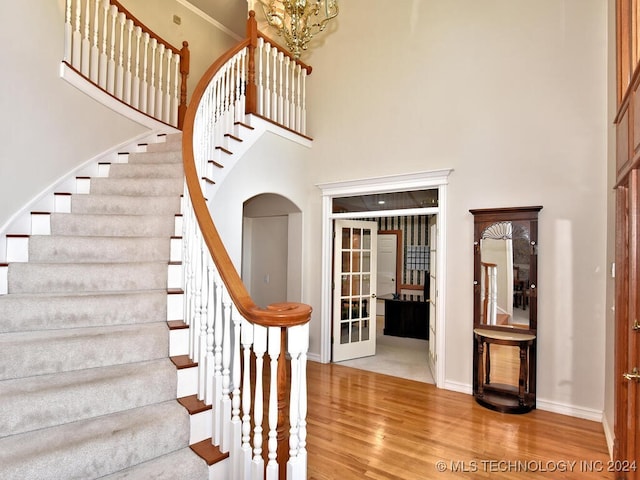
[336,214,436,384]
[242,193,303,306]
[318,169,452,387]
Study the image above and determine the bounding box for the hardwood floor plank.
[306,361,613,479]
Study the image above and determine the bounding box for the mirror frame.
[470,206,542,334]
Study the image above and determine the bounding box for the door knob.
[623,367,640,382]
[371,293,376,298]
[633,319,640,331]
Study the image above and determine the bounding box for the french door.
[332,220,378,362]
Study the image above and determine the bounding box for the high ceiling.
[185,0,248,37]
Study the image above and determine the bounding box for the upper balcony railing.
[63,0,189,128]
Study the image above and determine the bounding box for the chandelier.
[257,0,338,59]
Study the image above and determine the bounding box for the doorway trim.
[317,169,453,387]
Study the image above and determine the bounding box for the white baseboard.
[443,380,473,395]
[536,397,603,422]
[601,414,615,459]
[307,352,322,363]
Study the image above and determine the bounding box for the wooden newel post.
[246,11,258,115]
[277,327,289,480]
[178,40,190,129]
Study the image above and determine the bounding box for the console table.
[380,294,429,340]
[474,328,536,414]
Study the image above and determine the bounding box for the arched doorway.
[242,193,303,306]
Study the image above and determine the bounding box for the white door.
[376,233,397,297]
[332,220,378,362]
[428,218,437,372]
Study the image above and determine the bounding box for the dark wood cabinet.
[381,294,429,340]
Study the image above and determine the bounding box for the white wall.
[0,0,148,229]
[299,0,609,416]
[245,215,288,308]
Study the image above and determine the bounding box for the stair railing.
[182,11,312,480]
[63,0,189,128]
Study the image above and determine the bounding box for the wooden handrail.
[110,1,183,56]
[182,17,312,329]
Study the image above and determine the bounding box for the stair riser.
[0,359,177,437]
[0,291,167,333]
[50,213,176,237]
[28,236,170,264]
[0,323,169,380]
[71,195,181,216]
[89,177,184,196]
[8,262,168,294]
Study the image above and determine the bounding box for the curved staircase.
[0,133,209,479]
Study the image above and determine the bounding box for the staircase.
[0,133,210,479]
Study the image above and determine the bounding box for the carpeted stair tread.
[71,194,180,215]
[8,261,169,294]
[0,322,169,380]
[127,150,182,164]
[107,162,184,179]
[98,447,208,480]
[0,359,177,437]
[0,400,190,480]
[28,235,170,263]
[0,289,167,333]
[50,213,176,237]
[89,177,184,196]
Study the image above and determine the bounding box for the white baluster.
[124,19,134,103]
[295,64,302,133]
[148,38,158,116]
[230,304,243,479]
[277,51,284,125]
[197,244,208,401]
[289,64,297,133]
[131,26,142,109]
[140,32,150,112]
[90,0,100,82]
[106,5,117,94]
[204,263,216,405]
[264,43,271,120]
[236,48,247,122]
[266,327,281,480]
[164,50,173,124]
[251,324,267,480]
[286,323,309,479]
[81,0,91,76]
[283,56,290,129]
[241,318,254,480]
[71,0,82,69]
[221,288,233,453]
[212,270,224,446]
[271,47,278,120]
[172,53,180,126]
[98,0,109,89]
[256,38,264,116]
[64,0,72,62]
[115,12,126,99]
[300,69,307,135]
[156,43,165,121]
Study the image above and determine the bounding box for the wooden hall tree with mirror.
[615,1,640,478]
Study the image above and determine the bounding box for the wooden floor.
[306,361,613,479]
